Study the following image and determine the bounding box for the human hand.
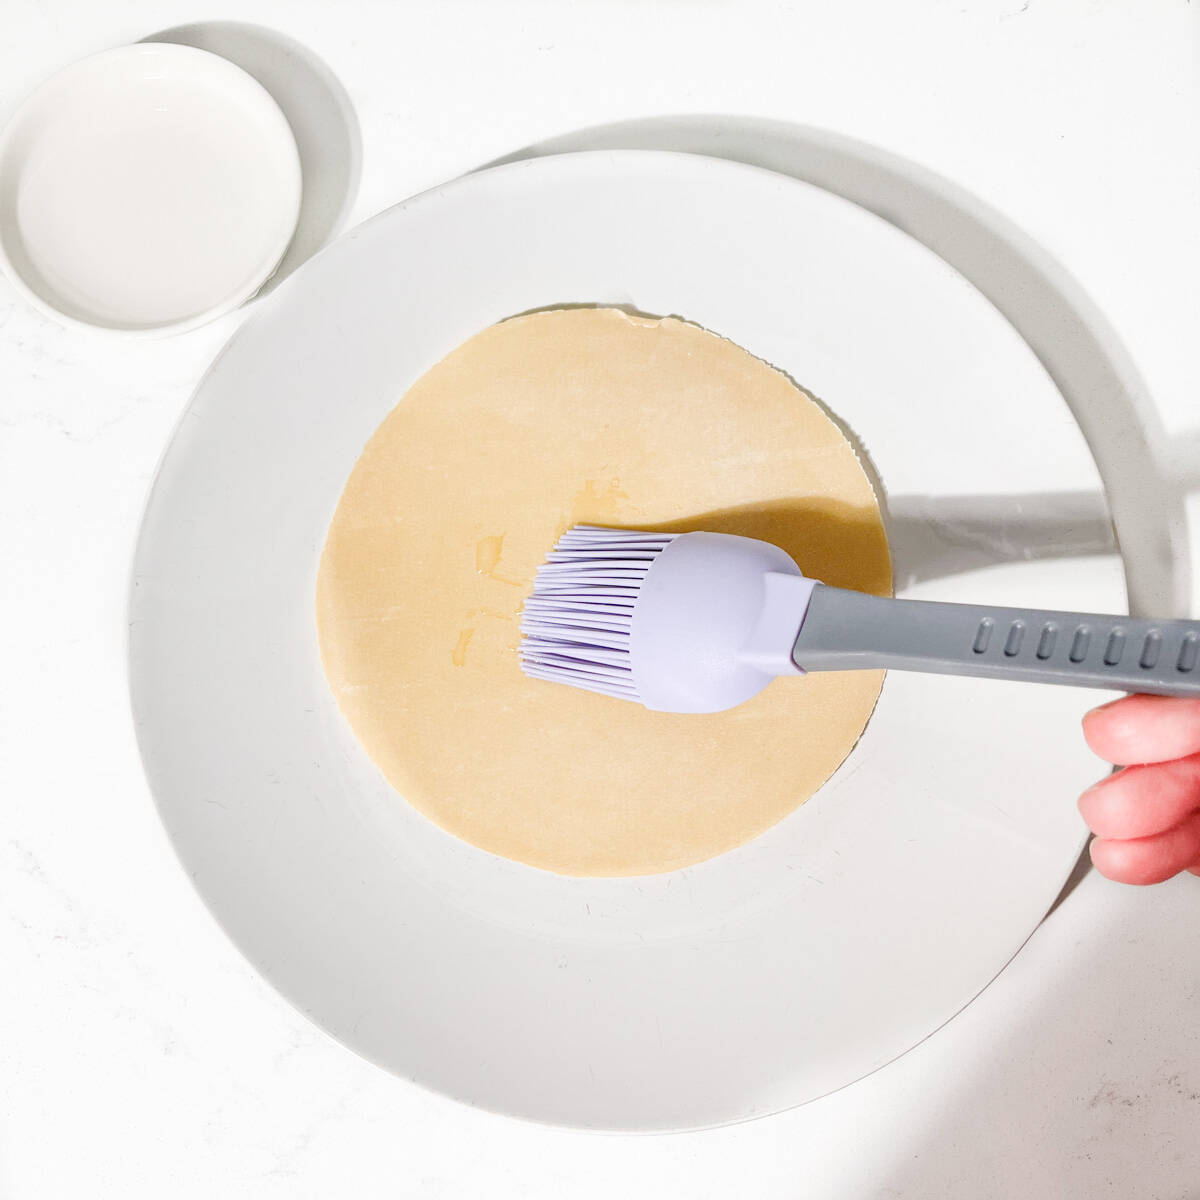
[1080,695,1200,884]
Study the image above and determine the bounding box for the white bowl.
[129,150,1127,1130]
[0,43,301,335]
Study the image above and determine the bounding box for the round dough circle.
[316,308,891,876]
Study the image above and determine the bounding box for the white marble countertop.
[2,1,1199,1195]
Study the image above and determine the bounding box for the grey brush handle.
[791,585,1200,696]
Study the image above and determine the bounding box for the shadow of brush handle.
[886,491,1117,589]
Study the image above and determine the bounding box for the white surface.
[128,149,1122,1129]
[0,44,300,332]
[2,0,1199,1193]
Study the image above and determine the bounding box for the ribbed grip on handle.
[791,586,1200,696]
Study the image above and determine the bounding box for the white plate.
[0,44,301,334]
[129,150,1126,1130]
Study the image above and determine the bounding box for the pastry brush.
[518,526,1200,713]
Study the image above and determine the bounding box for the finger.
[1089,811,1200,885]
[1083,695,1200,765]
[1078,754,1200,838]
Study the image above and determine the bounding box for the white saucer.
[0,44,301,334]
